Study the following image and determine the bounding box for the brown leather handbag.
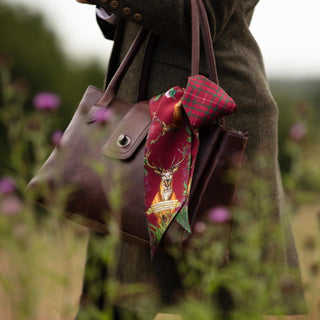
[27,0,247,248]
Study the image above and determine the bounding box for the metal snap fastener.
[117,134,131,148]
[133,13,143,22]
[110,0,119,9]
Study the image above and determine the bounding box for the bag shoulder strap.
[96,28,149,107]
[194,0,219,85]
[96,0,219,107]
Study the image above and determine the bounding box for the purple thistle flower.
[51,130,64,146]
[0,195,22,216]
[0,177,16,195]
[194,221,206,234]
[92,108,113,124]
[289,122,306,142]
[33,92,61,111]
[208,206,231,224]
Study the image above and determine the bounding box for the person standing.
[74,0,306,319]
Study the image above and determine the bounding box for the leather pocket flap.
[102,101,151,160]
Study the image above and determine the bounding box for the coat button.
[100,0,108,4]
[110,0,119,9]
[122,7,131,15]
[133,13,143,22]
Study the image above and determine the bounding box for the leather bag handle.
[190,0,220,83]
[95,28,149,107]
[192,0,224,126]
[96,0,219,107]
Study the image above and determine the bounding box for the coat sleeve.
[96,14,116,40]
[88,0,237,45]
[95,7,117,40]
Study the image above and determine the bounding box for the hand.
[76,0,94,4]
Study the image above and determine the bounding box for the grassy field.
[0,200,319,320]
[289,202,320,320]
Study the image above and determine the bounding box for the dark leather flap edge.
[101,101,151,160]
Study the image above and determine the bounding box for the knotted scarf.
[144,75,238,255]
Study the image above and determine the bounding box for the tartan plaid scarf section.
[144,75,237,255]
[182,75,238,127]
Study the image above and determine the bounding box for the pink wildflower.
[51,130,64,146]
[0,195,22,215]
[289,123,306,142]
[33,92,61,111]
[0,177,16,195]
[208,206,231,224]
[92,108,113,124]
[194,221,206,234]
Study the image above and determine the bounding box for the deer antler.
[148,115,167,145]
[145,149,162,172]
[171,146,187,171]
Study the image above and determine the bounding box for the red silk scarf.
[144,75,237,255]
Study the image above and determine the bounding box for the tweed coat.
[77,0,306,317]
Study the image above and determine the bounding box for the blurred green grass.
[1,202,319,320]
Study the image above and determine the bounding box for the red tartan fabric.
[182,75,237,127]
[144,75,237,255]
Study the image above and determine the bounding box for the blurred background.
[0,0,319,319]
[2,0,320,77]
